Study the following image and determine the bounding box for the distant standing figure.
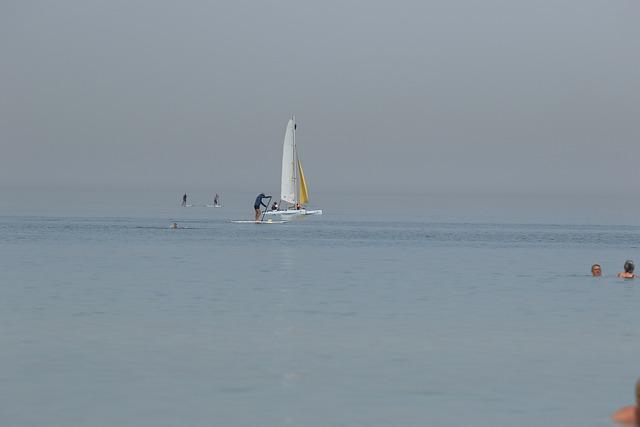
[611,379,640,425]
[214,193,220,206]
[617,260,636,279]
[591,264,602,277]
[254,193,270,221]
[182,193,187,207]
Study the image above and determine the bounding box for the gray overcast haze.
[1,0,639,195]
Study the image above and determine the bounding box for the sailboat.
[263,116,323,219]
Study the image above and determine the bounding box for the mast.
[292,115,297,205]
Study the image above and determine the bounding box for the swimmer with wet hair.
[617,260,636,279]
[611,379,640,425]
[591,264,602,277]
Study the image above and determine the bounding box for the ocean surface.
[1,190,639,427]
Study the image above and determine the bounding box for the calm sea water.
[1,191,639,426]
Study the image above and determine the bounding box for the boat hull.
[231,219,287,224]
[263,209,323,218]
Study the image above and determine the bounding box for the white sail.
[280,118,296,204]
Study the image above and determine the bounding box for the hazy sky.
[1,0,639,195]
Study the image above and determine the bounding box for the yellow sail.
[297,159,309,205]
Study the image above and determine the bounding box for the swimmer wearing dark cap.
[617,260,636,279]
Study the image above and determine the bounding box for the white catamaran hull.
[231,219,288,224]
[263,209,323,218]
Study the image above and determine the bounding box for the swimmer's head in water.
[624,260,635,273]
[591,264,602,276]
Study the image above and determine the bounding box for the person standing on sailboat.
[254,193,271,221]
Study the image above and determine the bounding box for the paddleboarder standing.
[254,193,271,221]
